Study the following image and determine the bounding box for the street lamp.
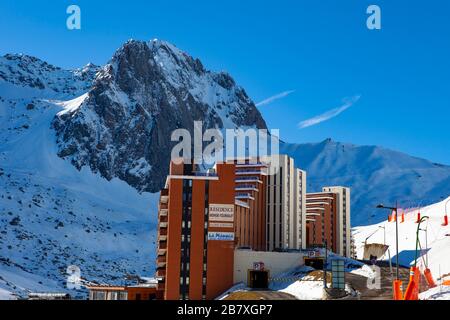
[376,202,404,299]
[376,202,399,281]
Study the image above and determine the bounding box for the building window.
[180,179,193,300]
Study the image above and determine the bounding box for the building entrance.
[248,270,269,289]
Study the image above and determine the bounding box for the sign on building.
[209,222,234,229]
[209,204,234,222]
[253,262,265,271]
[207,232,235,241]
[307,249,323,258]
[331,259,345,290]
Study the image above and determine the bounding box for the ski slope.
[353,197,450,286]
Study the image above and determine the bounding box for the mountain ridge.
[281,139,450,225]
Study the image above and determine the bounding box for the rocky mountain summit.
[52,39,267,192]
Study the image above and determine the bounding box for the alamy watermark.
[367,5,381,30]
[66,265,82,289]
[366,264,382,290]
[66,5,81,30]
[171,121,281,170]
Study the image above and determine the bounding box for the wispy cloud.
[298,95,361,129]
[255,90,295,107]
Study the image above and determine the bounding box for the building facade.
[305,192,338,252]
[156,161,236,300]
[305,186,351,257]
[322,186,351,257]
[263,155,307,251]
[234,160,268,251]
[155,158,351,300]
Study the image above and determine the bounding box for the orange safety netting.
[423,268,436,288]
[393,280,403,300]
[403,267,420,300]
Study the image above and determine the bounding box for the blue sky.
[1,0,449,164]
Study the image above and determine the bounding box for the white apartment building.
[263,155,307,251]
[294,168,307,250]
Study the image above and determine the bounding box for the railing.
[235,184,257,190]
[235,192,252,197]
[235,162,267,167]
[235,169,266,174]
[159,222,168,228]
[235,176,260,181]
[193,172,218,177]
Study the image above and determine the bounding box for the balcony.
[156,268,166,278]
[157,256,166,267]
[193,171,218,178]
[158,229,167,241]
[235,176,262,183]
[159,222,168,228]
[159,202,168,209]
[235,162,267,168]
[159,215,168,223]
[235,192,255,201]
[159,208,168,216]
[235,184,258,192]
[235,168,267,176]
[157,281,165,291]
[160,189,169,204]
[158,242,167,250]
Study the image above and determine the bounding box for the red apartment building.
[234,160,267,251]
[156,161,236,300]
[155,158,351,299]
[306,187,352,257]
[155,159,268,300]
[305,192,338,253]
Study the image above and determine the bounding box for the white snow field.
[353,197,450,299]
[0,85,159,298]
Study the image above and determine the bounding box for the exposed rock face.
[52,39,267,192]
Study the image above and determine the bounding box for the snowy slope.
[0,54,98,100]
[281,140,450,226]
[353,197,450,284]
[0,59,158,298]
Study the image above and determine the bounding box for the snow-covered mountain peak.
[0,53,99,99]
[52,39,267,192]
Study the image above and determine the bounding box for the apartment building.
[156,161,237,300]
[305,192,338,252]
[305,186,351,257]
[263,155,307,251]
[234,160,268,251]
[155,157,351,300]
